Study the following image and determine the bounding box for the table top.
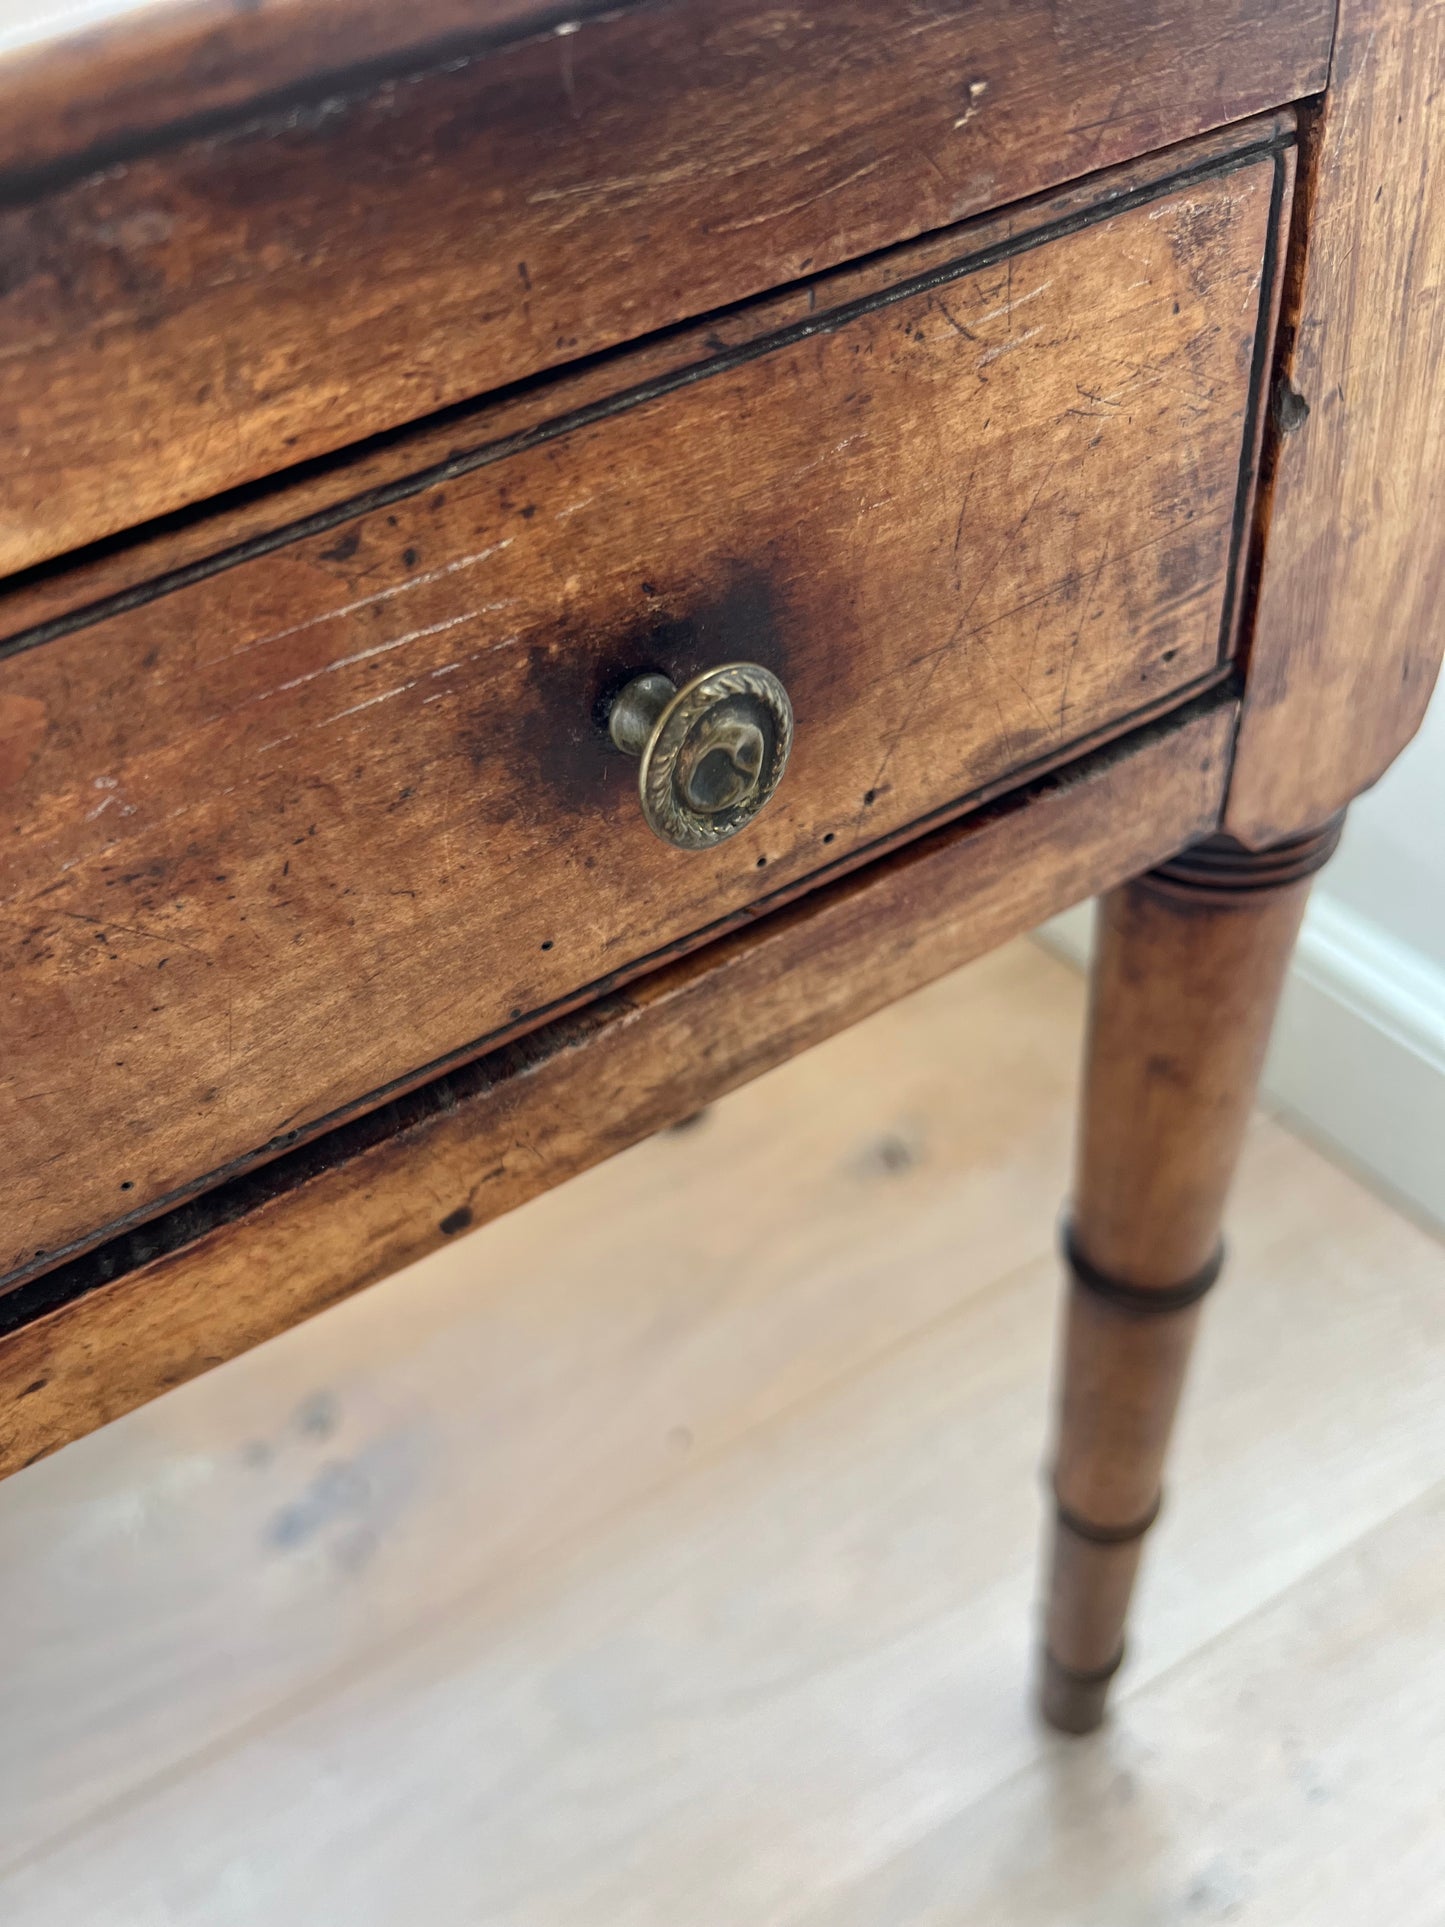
[0,0,610,175]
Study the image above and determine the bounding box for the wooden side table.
[0,0,1440,1735]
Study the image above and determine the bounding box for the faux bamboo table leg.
[1039,817,1344,1733]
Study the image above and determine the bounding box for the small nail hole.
[120,1180,134,1192]
[822,832,836,845]
[540,939,554,951]
[755,855,767,867]
[863,789,877,805]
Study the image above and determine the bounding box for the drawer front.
[0,154,1279,1280]
[0,0,1332,572]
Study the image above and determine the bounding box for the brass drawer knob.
[606,662,793,849]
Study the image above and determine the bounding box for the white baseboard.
[1038,895,1445,1235]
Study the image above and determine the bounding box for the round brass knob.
[606,662,793,850]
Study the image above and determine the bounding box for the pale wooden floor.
[1,942,1442,1925]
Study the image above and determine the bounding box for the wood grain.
[0,0,1332,572]
[1228,0,1445,844]
[1042,825,1336,1730]
[0,694,1235,1478]
[815,1499,1445,1927]
[0,166,1276,1284]
[1072,846,1330,1291]
[0,116,1292,649]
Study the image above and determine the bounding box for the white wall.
[1044,681,1445,1233]
[1267,683,1445,1229]
[1325,689,1445,970]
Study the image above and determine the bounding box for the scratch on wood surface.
[1074,378,1124,411]
[968,629,1052,735]
[266,625,523,743]
[55,909,205,954]
[1060,543,1111,735]
[268,605,514,699]
[319,682,421,728]
[978,326,1042,368]
[976,520,1217,649]
[854,662,934,833]
[1020,592,1054,692]
[973,280,1052,328]
[934,295,978,340]
[525,164,708,207]
[960,453,1061,629]
[708,160,885,234]
[228,543,515,663]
